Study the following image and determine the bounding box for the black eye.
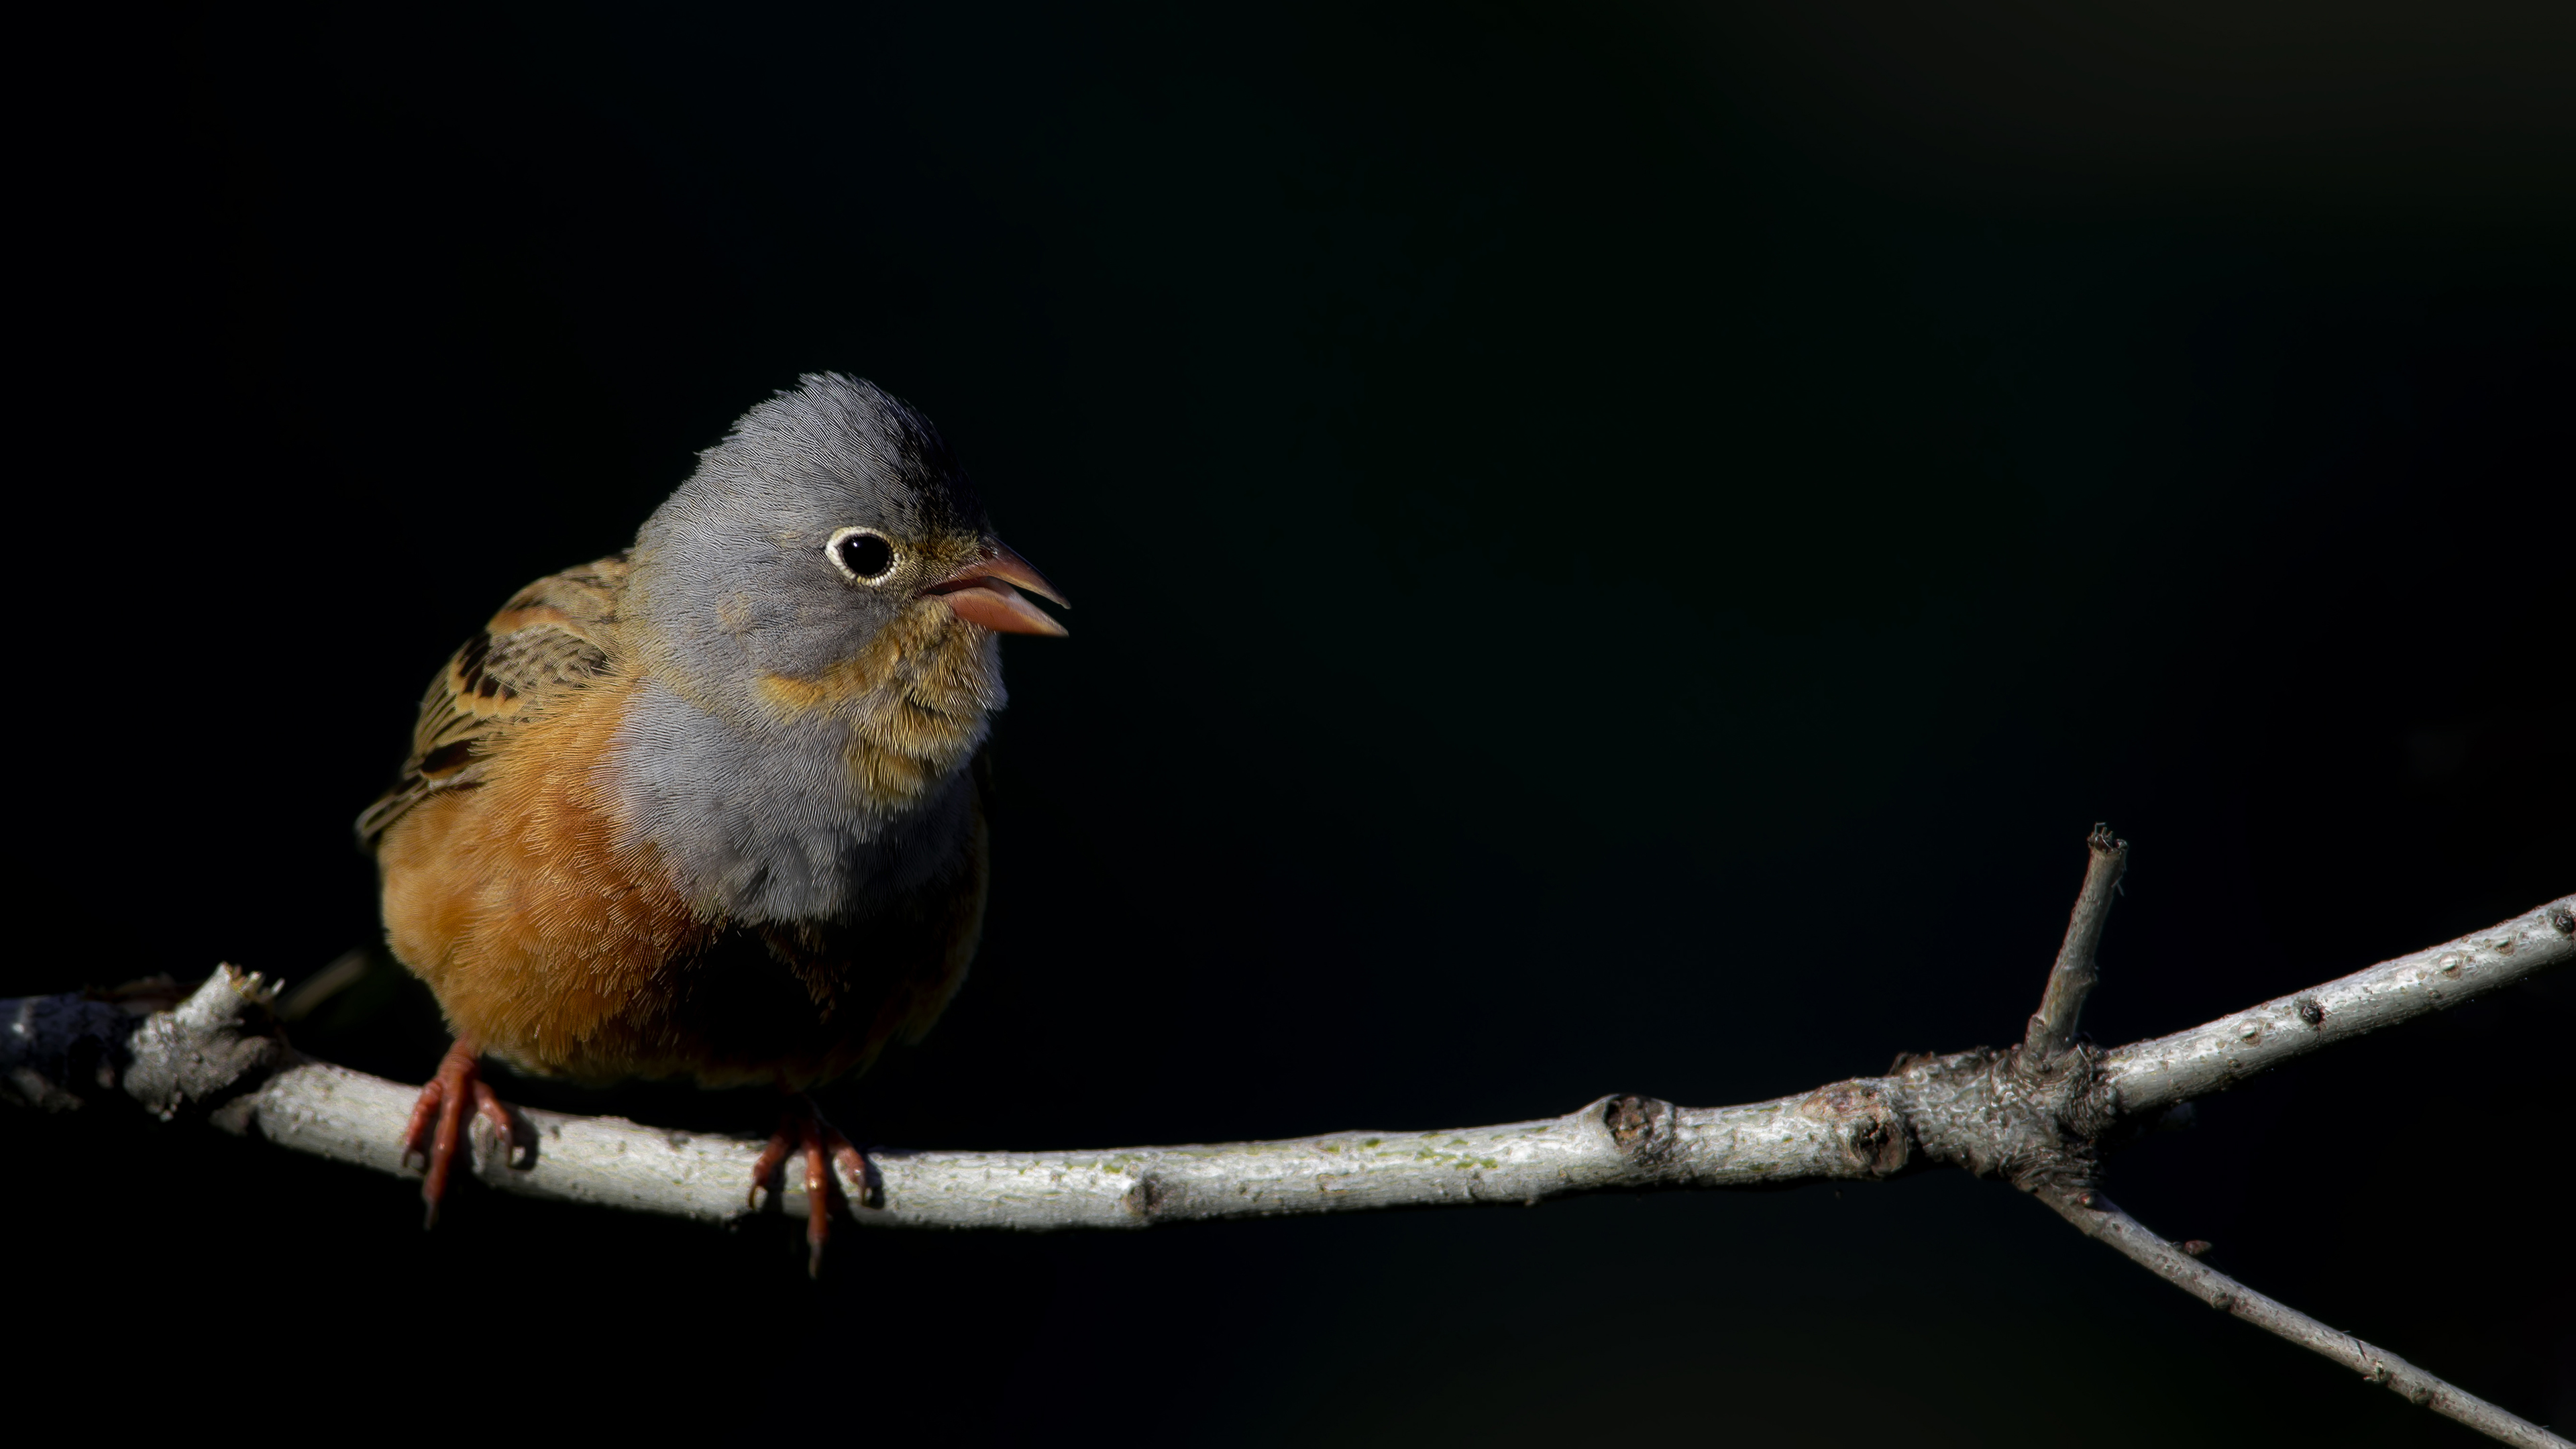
[830,529,896,582]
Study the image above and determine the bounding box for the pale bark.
[2102,896,2575,1115]
[246,1063,1907,1228]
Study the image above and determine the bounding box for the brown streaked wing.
[355,553,631,848]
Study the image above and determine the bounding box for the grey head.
[628,373,1037,687]
[612,373,1066,924]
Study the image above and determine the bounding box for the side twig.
[2021,822,2128,1069]
[2043,1191,2569,1449]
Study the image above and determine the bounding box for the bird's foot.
[749,1095,873,1277]
[401,1036,522,1228]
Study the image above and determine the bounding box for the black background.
[9,3,2571,1442]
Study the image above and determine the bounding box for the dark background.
[9,3,2570,1442]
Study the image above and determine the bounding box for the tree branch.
[244,1060,1911,1228]
[8,860,2571,1444]
[7,898,2567,1230]
[2043,1190,2569,1449]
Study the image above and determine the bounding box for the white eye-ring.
[824,526,900,584]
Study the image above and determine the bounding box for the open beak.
[922,539,1070,637]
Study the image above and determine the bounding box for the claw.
[400,1075,444,1173]
[472,1080,521,1167]
[829,1132,871,1207]
[749,1122,796,1213]
[801,1111,829,1279]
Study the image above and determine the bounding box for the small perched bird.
[356,374,1065,1269]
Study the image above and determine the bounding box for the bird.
[355,373,1066,1271]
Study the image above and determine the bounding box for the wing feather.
[356,553,631,848]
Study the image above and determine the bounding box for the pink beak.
[922,539,1070,637]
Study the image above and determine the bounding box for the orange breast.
[376,669,710,1079]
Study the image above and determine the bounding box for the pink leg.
[400,1036,518,1228]
[749,1095,874,1277]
